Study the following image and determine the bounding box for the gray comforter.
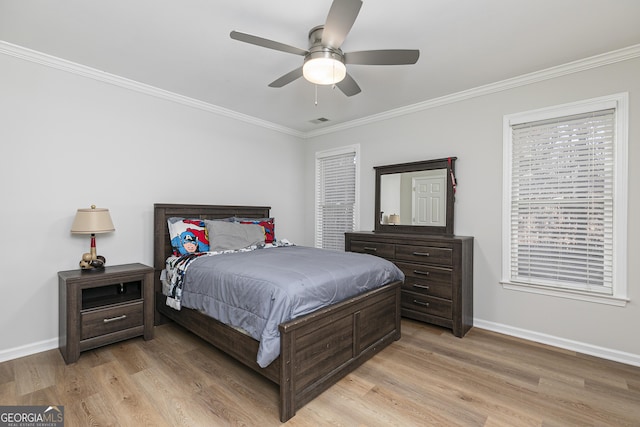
[180,245,404,367]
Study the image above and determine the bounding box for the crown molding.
[304,43,640,138]
[0,41,305,138]
[2,40,639,139]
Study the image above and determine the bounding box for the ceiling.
[2,0,640,134]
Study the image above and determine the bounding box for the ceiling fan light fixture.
[231,0,418,96]
[303,51,346,85]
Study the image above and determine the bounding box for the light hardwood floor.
[1,319,639,426]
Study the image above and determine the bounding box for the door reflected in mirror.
[380,169,447,226]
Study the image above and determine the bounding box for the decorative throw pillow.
[167,217,210,256]
[205,220,265,251]
[234,217,275,244]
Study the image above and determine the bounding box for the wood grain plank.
[1,320,639,426]
[91,360,168,426]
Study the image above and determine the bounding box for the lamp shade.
[70,205,115,234]
[388,214,400,225]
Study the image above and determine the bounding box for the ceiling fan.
[230,0,420,97]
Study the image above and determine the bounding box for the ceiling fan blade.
[345,49,420,65]
[230,31,308,56]
[322,0,363,49]
[336,73,361,97]
[268,67,304,88]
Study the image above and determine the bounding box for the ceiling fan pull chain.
[315,84,318,106]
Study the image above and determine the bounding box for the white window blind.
[509,109,615,292]
[315,147,358,250]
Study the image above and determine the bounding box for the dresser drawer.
[401,291,452,319]
[395,244,452,266]
[349,240,395,259]
[396,261,453,299]
[81,301,144,340]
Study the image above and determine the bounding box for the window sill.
[500,281,629,307]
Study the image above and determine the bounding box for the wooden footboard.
[279,280,401,421]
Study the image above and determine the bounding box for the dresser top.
[346,231,473,242]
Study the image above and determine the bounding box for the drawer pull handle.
[412,284,430,290]
[103,315,127,323]
[363,247,378,252]
[412,251,430,257]
[413,300,429,307]
[413,270,430,276]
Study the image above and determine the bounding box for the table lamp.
[388,214,400,225]
[70,205,115,271]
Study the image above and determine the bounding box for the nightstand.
[58,263,154,364]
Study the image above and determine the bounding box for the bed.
[153,203,402,422]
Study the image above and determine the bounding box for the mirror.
[374,157,456,235]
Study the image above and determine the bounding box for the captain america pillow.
[167,217,210,256]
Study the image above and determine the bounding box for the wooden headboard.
[153,203,271,293]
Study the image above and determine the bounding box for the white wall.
[2,43,638,367]
[303,58,640,365]
[0,51,305,360]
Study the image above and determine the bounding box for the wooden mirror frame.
[374,157,456,235]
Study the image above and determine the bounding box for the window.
[315,145,360,250]
[502,93,628,306]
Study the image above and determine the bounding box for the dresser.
[345,231,473,337]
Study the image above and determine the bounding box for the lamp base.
[79,254,106,270]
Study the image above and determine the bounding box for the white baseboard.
[474,319,640,368]
[0,338,59,364]
[3,323,640,368]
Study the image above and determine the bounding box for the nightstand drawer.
[395,244,452,266]
[81,301,144,340]
[401,292,452,319]
[397,262,452,299]
[349,240,395,259]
